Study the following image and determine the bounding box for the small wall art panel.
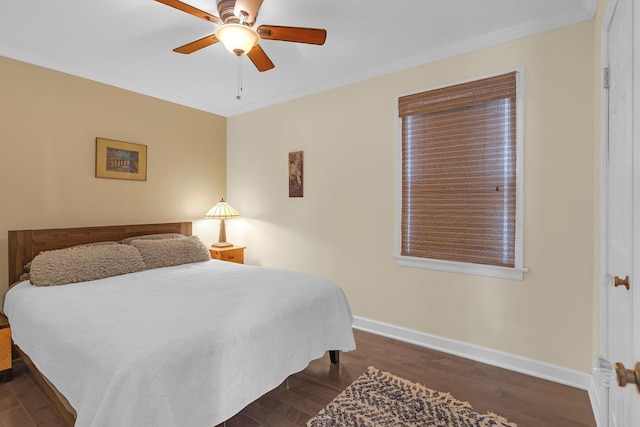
[96,137,147,181]
[288,151,303,197]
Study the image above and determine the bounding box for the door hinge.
[604,67,610,89]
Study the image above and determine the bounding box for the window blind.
[399,72,517,267]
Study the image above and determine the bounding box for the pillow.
[20,242,118,283]
[30,244,146,286]
[130,235,210,270]
[119,233,186,245]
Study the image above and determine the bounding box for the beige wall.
[0,57,227,296]
[228,19,599,372]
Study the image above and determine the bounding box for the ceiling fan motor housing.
[217,0,240,24]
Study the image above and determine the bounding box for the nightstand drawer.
[0,328,10,371]
[0,313,11,381]
[209,247,245,264]
[219,249,244,263]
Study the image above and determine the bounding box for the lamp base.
[211,242,233,248]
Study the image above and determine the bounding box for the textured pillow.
[130,235,210,270]
[30,244,146,286]
[119,233,186,245]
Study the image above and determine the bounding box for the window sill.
[395,255,528,280]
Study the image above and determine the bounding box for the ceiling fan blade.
[257,25,326,45]
[247,44,275,72]
[155,0,222,24]
[234,0,263,25]
[173,34,219,54]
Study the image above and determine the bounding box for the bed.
[4,222,356,427]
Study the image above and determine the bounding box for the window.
[396,71,526,280]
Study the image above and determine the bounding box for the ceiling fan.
[156,0,327,72]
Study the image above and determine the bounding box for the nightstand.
[0,313,12,382]
[209,246,245,264]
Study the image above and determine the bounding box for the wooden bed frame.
[6,221,339,426]
[7,222,192,426]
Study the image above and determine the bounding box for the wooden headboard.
[7,222,192,285]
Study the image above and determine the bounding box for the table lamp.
[205,198,239,248]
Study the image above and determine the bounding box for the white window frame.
[395,69,527,280]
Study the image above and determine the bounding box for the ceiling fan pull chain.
[236,55,243,100]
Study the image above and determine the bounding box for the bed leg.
[329,350,339,364]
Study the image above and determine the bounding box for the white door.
[601,0,640,425]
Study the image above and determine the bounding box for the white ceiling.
[0,0,597,117]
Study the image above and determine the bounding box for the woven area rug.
[307,366,517,427]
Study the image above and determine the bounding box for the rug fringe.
[487,411,519,427]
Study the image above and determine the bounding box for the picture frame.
[288,151,303,197]
[95,138,147,181]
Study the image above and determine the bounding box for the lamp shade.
[215,24,259,56]
[205,198,239,219]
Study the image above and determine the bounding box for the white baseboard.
[352,316,592,391]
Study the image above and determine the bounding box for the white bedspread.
[4,260,355,427]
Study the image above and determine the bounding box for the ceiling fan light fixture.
[215,23,259,56]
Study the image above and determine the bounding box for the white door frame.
[599,1,615,425]
[633,0,640,421]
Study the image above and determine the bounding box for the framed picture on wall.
[95,137,147,181]
[288,151,303,197]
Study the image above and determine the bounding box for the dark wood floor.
[0,329,595,427]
